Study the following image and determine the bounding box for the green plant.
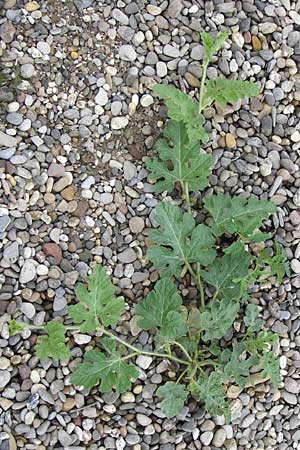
[9,31,288,419]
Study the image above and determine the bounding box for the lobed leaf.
[201,242,251,300]
[156,381,188,417]
[198,298,240,342]
[136,278,186,340]
[205,78,260,107]
[35,322,70,360]
[147,202,216,277]
[203,194,276,238]
[260,351,280,386]
[244,304,263,333]
[68,265,125,333]
[8,320,27,336]
[201,31,228,63]
[146,120,211,193]
[70,348,138,393]
[192,371,230,419]
[221,342,259,388]
[152,84,208,143]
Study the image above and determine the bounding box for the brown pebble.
[44,193,56,204]
[43,243,62,264]
[62,398,76,411]
[61,186,75,201]
[225,133,236,149]
[277,168,290,181]
[252,35,262,51]
[271,194,287,205]
[185,72,200,87]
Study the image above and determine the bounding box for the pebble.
[0,370,11,389]
[212,429,227,448]
[118,248,137,263]
[19,260,36,284]
[119,45,137,62]
[225,133,236,148]
[21,64,35,78]
[201,431,213,446]
[0,131,17,147]
[95,88,108,106]
[111,117,129,130]
[129,217,145,233]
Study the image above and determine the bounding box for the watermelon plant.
[10,31,289,419]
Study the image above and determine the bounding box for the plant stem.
[198,61,208,113]
[196,263,205,309]
[173,341,193,362]
[184,182,192,214]
[98,327,190,366]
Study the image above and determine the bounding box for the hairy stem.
[173,341,193,362]
[98,327,190,366]
[198,61,209,113]
[196,263,205,309]
[183,182,192,214]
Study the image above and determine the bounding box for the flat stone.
[136,355,152,369]
[0,370,11,389]
[141,94,154,107]
[111,116,128,130]
[123,161,136,180]
[95,88,108,106]
[37,41,51,55]
[24,1,40,11]
[167,0,183,18]
[291,259,300,274]
[118,248,137,263]
[48,163,65,177]
[6,113,23,126]
[112,8,129,25]
[285,377,300,394]
[163,44,180,58]
[129,217,145,233]
[136,413,152,426]
[156,61,168,77]
[0,215,10,232]
[190,44,204,60]
[20,260,36,284]
[225,133,236,148]
[200,431,213,446]
[99,193,113,204]
[282,391,297,405]
[0,131,17,147]
[0,148,15,160]
[3,241,19,263]
[0,21,16,43]
[21,63,35,79]
[21,302,36,319]
[58,430,75,447]
[212,429,227,447]
[119,45,137,62]
[43,243,62,264]
[53,176,71,192]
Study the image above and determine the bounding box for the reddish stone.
[48,163,65,177]
[43,243,62,264]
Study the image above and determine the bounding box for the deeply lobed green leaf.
[68,265,125,332]
[70,347,139,393]
[201,31,228,63]
[260,351,280,386]
[146,120,212,193]
[147,202,216,277]
[204,194,276,238]
[8,320,27,336]
[35,322,70,360]
[152,84,208,143]
[192,371,230,419]
[201,242,251,300]
[198,298,240,342]
[244,304,263,333]
[205,78,260,107]
[221,342,259,388]
[136,278,186,340]
[156,381,188,417]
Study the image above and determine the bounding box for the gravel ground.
[1,0,300,449]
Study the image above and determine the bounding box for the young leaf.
[201,242,251,300]
[201,31,228,62]
[156,381,188,417]
[192,371,230,419]
[147,202,216,277]
[8,320,27,336]
[260,351,280,386]
[136,278,186,339]
[205,78,259,107]
[70,348,138,393]
[146,120,212,193]
[245,331,278,353]
[198,298,240,342]
[203,194,276,238]
[244,304,263,333]
[68,265,125,332]
[152,84,208,143]
[221,342,259,388]
[35,322,70,360]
